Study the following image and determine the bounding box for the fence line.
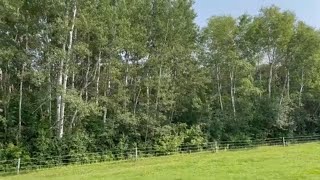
[1,135,320,175]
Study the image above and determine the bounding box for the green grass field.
[2,143,320,180]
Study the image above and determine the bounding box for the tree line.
[1,0,320,160]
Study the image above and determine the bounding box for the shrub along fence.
[1,135,320,175]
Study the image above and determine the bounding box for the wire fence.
[1,135,320,176]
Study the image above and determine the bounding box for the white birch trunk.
[216,65,223,110]
[56,45,64,137]
[230,70,236,118]
[299,69,304,107]
[268,62,273,98]
[58,1,77,138]
[96,51,101,104]
[155,66,162,113]
[18,63,25,144]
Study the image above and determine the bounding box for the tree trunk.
[155,66,162,113]
[58,1,77,138]
[124,52,130,110]
[69,91,82,131]
[72,29,77,90]
[0,68,2,90]
[71,70,75,89]
[230,70,236,118]
[69,109,78,131]
[216,65,223,110]
[279,69,288,105]
[143,72,151,143]
[56,43,64,138]
[103,90,107,125]
[84,56,90,102]
[133,85,141,116]
[18,63,25,145]
[103,60,111,125]
[48,65,52,130]
[146,72,150,115]
[60,69,68,139]
[268,62,274,98]
[3,67,10,142]
[287,69,290,97]
[96,51,101,104]
[299,69,304,107]
[257,61,262,82]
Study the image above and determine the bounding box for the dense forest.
[1,0,320,160]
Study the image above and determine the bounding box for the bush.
[184,125,206,148]
[155,124,186,154]
[155,134,184,154]
[101,152,114,161]
[1,143,22,160]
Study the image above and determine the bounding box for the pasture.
[2,143,320,180]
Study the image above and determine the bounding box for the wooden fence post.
[214,141,218,153]
[16,158,21,175]
[282,137,285,147]
[135,147,138,161]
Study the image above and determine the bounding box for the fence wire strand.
[1,135,320,175]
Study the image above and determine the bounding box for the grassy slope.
[2,143,320,180]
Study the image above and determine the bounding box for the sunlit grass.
[2,143,320,180]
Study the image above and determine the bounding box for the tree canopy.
[1,0,320,160]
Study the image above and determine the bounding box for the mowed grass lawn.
[2,143,320,180]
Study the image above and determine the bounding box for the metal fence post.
[16,158,21,175]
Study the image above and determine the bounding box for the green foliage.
[1,1,320,168]
[184,125,206,146]
[155,125,186,153]
[0,143,29,160]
